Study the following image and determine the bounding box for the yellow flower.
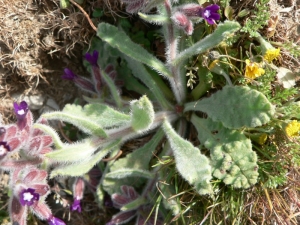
[244,59,265,79]
[285,120,300,137]
[248,133,268,145]
[264,48,280,63]
[257,133,268,145]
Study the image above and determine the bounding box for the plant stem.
[164,0,186,104]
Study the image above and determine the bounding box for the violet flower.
[71,198,81,212]
[62,68,78,80]
[0,127,5,136]
[200,4,220,25]
[71,177,84,213]
[47,216,66,225]
[0,141,10,160]
[84,50,99,67]
[62,68,96,94]
[109,185,164,225]
[19,188,40,206]
[13,101,28,120]
[9,168,51,225]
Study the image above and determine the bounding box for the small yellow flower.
[285,120,300,137]
[257,133,268,145]
[245,59,265,79]
[264,48,280,63]
[248,133,268,145]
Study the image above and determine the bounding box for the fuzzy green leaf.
[106,169,154,179]
[138,12,169,25]
[45,138,101,163]
[163,121,213,195]
[130,96,155,132]
[173,21,240,65]
[191,115,259,188]
[185,86,275,129]
[43,103,131,136]
[42,104,106,137]
[97,23,172,78]
[49,140,120,178]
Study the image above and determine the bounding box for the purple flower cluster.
[62,50,122,97]
[107,185,163,225]
[9,167,65,225]
[172,4,220,35]
[0,101,66,225]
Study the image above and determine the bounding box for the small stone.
[12,93,45,111]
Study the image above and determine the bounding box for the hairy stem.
[164,0,186,104]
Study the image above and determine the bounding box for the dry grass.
[0,0,98,123]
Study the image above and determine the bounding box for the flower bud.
[171,11,194,35]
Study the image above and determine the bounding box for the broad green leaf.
[138,12,169,25]
[130,96,154,132]
[45,137,102,163]
[42,104,106,137]
[191,115,259,188]
[162,121,213,195]
[43,103,131,136]
[97,23,172,78]
[67,103,130,127]
[173,21,240,65]
[106,169,154,179]
[185,86,275,129]
[49,140,120,178]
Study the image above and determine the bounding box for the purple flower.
[62,68,96,93]
[47,216,66,225]
[0,141,10,154]
[71,198,81,212]
[13,101,28,120]
[84,50,99,67]
[0,127,5,136]
[201,4,220,25]
[0,141,10,160]
[62,68,78,80]
[71,177,84,213]
[19,188,40,206]
[106,222,116,225]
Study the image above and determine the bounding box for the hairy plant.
[3,0,299,224]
